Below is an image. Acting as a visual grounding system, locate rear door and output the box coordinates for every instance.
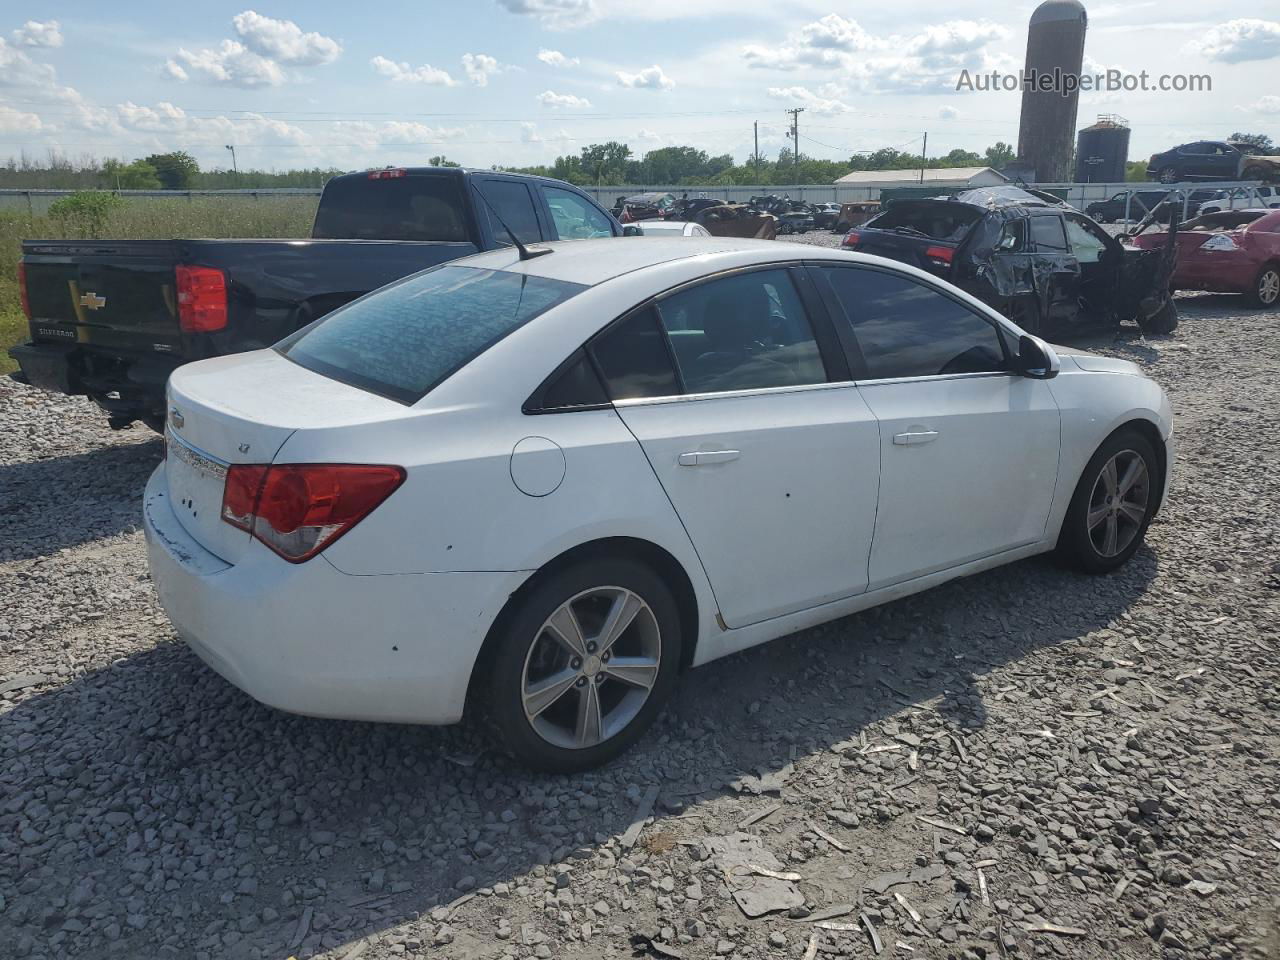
[472,177,549,246]
[809,262,1060,589]
[1028,212,1079,328]
[597,266,882,628]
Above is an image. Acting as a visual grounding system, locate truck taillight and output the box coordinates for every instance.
[842,229,862,248]
[221,463,405,563]
[18,261,30,319]
[176,265,228,333]
[924,245,954,267]
[368,168,406,180]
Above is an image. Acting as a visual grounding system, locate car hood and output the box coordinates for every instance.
[1049,345,1142,376]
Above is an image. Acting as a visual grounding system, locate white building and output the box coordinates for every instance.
[834,166,1010,189]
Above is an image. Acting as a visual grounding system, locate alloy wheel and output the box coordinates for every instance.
[1086,450,1150,558]
[520,586,662,750]
[1258,268,1280,306]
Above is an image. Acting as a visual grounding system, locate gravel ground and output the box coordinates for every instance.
[2,266,1279,960]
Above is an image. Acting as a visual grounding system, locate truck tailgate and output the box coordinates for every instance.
[22,239,184,354]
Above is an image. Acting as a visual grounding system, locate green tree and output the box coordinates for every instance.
[48,191,124,238]
[984,142,1016,169]
[1228,133,1276,155]
[428,155,460,167]
[102,158,161,190]
[579,142,632,184]
[143,151,199,190]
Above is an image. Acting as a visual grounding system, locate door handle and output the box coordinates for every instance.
[892,430,938,446]
[678,449,741,466]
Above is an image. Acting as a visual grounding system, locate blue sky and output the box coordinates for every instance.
[2,1,1279,173]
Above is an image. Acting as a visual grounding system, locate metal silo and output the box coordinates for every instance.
[1075,114,1130,183]
[1016,0,1088,183]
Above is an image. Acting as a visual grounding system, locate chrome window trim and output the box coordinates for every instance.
[612,378,860,408]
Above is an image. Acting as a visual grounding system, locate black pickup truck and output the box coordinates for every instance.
[9,168,622,429]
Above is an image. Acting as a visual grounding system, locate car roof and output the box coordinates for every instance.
[453,237,856,287]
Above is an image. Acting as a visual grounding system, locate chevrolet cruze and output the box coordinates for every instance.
[144,238,1173,772]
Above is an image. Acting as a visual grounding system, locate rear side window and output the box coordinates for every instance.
[591,307,680,400]
[312,174,471,242]
[475,180,543,245]
[817,267,1008,380]
[1030,215,1068,252]
[281,266,585,404]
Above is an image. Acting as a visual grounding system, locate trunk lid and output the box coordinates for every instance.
[163,349,409,564]
[22,240,185,354]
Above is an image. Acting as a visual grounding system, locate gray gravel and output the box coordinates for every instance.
[2,274,1279,960]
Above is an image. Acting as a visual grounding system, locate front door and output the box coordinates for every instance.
[593,267,881,628]
[809,263,1061,589]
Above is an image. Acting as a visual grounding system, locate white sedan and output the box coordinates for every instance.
[145,238,1173,772]
[635,219,712,237]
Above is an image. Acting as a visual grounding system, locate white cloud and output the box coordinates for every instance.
[496,0,595,28]
[371,55,457,86]
[616,64,674,90]
[537,89,591,108]
[231,10,341,66]
[938,105,961,120]
[744,15,1010,94]
[165,40,285,88]
[1196,19,1280,63]
[1239,95,1280,114]
[461,52,500,86]
[0,36,57,87]
[537,48,578,67]
[0,103,42,132]
[766,85,850,115]
[11,20,63,48]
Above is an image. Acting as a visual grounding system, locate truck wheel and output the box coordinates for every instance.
[483,557,682,773]
[1008,297,1042,336]
[1251,264,1280,307]
[1138,299,1178,335]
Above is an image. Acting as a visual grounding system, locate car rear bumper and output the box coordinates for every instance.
[142,462,525,725]
[1172,256,1258,293]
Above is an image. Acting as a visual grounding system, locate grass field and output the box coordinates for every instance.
[0,195,318,374]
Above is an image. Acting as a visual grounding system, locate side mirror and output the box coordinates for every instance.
[1016,334,1060,379]
[622,225,643,237]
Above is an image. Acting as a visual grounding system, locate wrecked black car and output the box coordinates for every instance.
[842,186,1178,336]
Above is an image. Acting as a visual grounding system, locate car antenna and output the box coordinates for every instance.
[478,192,552,261]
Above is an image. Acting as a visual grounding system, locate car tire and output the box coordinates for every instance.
[1249,263,1280,307]
[1057,429,1160,575]
[1158,167,1179,184]
[1138,298,1178,334]
[1008,296,1042,336]
[482,557,683,773]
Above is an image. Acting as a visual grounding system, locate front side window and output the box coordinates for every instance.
[474,180,543,245]
[654,269,827,394]
[280,266,584,404]
[817,267,1008,380]
[544,187,615,240]
[1064,215,1109,264]
[1030,215,1068,252]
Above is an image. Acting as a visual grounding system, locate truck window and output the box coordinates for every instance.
[1030,215,1068,252]
[474,180,544,245]
[543,186,615,240]
[312,175,471,242]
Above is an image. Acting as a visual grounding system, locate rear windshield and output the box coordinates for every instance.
[867,203,981,241]
[312,174,472,242]
[279,266,586,403]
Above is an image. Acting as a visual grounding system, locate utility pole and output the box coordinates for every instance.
[225,144,238,177]
[919,132,927,184]
[786,107,805,175]
[753,121,759,181]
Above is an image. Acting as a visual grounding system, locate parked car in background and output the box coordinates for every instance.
[843,186,1178,336]
[1085,189,1221,224]
[1129,209,1280,307]
[811,203,842,228]
[1195,186,1280,215]
[634,220,712,237]
[613,192,676,222]
[1145,140,1280,184]
[832,201,881,232]
[9,168,622,430]
[145,237,1173,771]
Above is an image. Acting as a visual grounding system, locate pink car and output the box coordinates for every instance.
[1130,209,1280,307]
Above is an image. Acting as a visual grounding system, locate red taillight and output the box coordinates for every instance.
[18,261,30,319]
[176,265,228,333]
[842,229,862,247]
[221,463,405,563]
[368,168,406,180]
[924,245,954,267]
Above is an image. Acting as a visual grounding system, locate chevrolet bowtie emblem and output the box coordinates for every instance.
[79,292,106,309]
